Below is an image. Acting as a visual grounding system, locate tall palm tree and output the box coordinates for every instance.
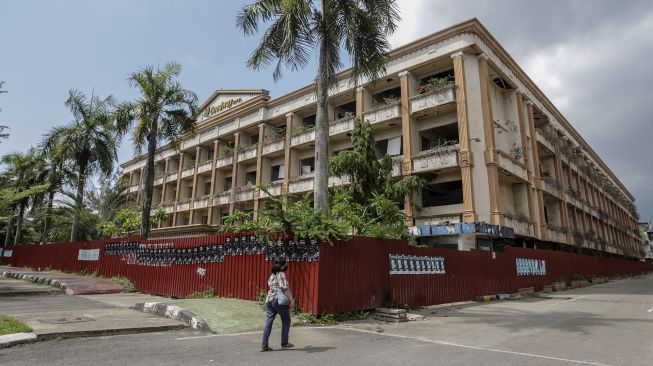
[115,62,198,239]
[42,90,117,242]
[237,0,400,213]
[38,149,70,243]
[1,148,46,245]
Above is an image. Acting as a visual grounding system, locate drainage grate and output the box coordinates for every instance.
[37,316,95,324]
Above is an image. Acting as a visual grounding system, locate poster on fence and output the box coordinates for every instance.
[515,258,546,276]
[2,249,12,257]
[389,254,445,275]
[78,249,100,261]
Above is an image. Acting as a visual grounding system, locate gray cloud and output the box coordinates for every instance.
[392,0,653,221]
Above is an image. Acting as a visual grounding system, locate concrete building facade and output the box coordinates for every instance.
[120,19,642,257]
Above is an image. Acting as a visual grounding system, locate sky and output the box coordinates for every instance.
[1,0,652,220]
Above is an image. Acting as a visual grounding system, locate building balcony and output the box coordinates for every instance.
[289,175,314,193]
[503,216,534,237]
[259,181,283,198]
[128,185,139,193]
[238,108,264,129]
[290,128,316,147]
[261,139,285,155]
[535,130,555,152]
[199,128,217,144]
[409,86,455,114]
[363,102,401,125]
[216,155,233,168]
[235,187,254,202]
[176,199,191,211]
[546,228,568,243]
[496,151,528,182]
[197,160,213,174]
[214,191,231,206]
[181,167,195,178]
[158,202,175,214]
[328,174,351,187]
[392,158,402,177]
[193,195,212,209]
[411,145,459,173]
[540,177,561,197]
[217,119,237,136]
[329,116,354,136]
[237,145,258,162]
[165,172,178,182]
[154,175,165,186]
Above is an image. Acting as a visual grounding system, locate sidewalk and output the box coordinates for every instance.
[0,266,123,295]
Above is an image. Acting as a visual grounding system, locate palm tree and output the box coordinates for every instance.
[38,149,70,243]
[1,148,46,245]
[236,0,400,213]
[115,62,198,239]
[42,90,117,242]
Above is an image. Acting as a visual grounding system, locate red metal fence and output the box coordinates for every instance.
[2,236,652,315]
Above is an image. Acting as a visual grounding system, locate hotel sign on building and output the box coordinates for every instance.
[197,91,263,121]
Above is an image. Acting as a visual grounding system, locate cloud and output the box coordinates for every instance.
[390,0,653,220]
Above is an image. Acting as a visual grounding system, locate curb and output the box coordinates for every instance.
[0,332,37,349]
[133,302,211,332]
[1,271,121,295]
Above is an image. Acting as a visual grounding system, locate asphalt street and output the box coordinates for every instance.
[1,274,652,365]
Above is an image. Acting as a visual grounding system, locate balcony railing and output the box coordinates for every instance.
[411,145,459,173]
[154,175,165,186]
[546,228,568,243]
[289,175,314,193]
[261,139,285,155]
[235,187,254,202]
[328,174,351,187]
[165,172,178,182]
[409,86,455,114]
[176,200,191,211]
[214,191,231,205]
[181,167,195,178]
[128,185,139,193]
[158,202,174,214]
[237,145,258,162]
[259,181,283,198]
[392,158,403,177]
[193,195,212,209]
[290,128,316,146]
[496,151,528,181]
[216,155,233,168]
[329,116,354,136]
[503,216,534,236]
[363,102,401,125]
[197,160,212,174]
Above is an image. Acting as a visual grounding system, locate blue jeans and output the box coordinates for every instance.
[261,298,291,347]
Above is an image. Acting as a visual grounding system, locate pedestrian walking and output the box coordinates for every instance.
[261,259,294,351]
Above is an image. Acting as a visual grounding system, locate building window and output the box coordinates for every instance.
[375,136,402,158]
[183,218,190,225]
[300,157,315,176]
[249,134,259,146]
[187,186,193,198]
[245,171,257,186]
[204,182,211,195]
[224,177,232,192]
[334,101,356,119]
[372,86,401,106]
[302,114,316,128]
[271,164,285,181]
[419,123,459,151]
[201,216,208,225]
[207,149,214,161]
[422,180,463,207]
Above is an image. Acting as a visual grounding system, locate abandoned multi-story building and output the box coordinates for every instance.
[120,19,642,257]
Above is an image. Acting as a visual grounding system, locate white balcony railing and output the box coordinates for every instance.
[235,187,254,202]
[216,155,233,168]
[237,146,258,162]
[199,128,217,143]
[496,152,528,181]
[262,139,285,155]
[165,172,178,182]
[159,203,174,214]
[259,182,283,198]
[154,176,165,186]
[197,160,212,174]
[363,102,401,125]
[540,177,560,197]
[181,167,195,178]
[328,174,351,187]
[409,86,455,114]
[290,128,316,146]
[193,196,211,209]
[329,116,354,136]
[214,191,231,205]
[503,217,533,236]
[129,185,139,193]
[176,200,190,211]
[289,175,314,193]
[392,158,403,177]
[411,146,459,173]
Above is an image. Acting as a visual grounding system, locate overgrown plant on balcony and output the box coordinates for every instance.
[263,127,286,142]
[415,75,454,94]
[425,139,458,154]
[290,125,312,136]
[509,143,524,161]
[237,142,257,153]
[217,144,234,158]
[370,95,400,109]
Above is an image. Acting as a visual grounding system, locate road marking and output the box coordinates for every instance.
[647,306,653,313]
[338,327,616,366]
[552,295,588,306]
[176,330,260,340]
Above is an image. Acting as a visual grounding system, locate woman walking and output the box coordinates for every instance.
[261,259,294,351]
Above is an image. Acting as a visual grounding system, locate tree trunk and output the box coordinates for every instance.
[5,216,13,248]
[13,203,25,246]
[70,161,87,242]
[41,189,55,244]
[140,126,158,239]
[313,5,330,214]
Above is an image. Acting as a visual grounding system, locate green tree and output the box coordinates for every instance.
[42,90,117,242]
[237,0,400,213]
[1,148,47,245]
[38,146,71,243]
[116,62,198,240]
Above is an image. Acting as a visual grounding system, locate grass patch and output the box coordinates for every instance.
[187,287,217,299]
[293,311,368,327]
[111,276,136,293]
[0,315,32,335]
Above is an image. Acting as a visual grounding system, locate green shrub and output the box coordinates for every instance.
[187,287,216,299]
[111,276,136,293]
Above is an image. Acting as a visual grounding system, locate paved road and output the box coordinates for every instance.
[2,274,652,365]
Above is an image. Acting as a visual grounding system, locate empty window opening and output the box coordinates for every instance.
[419,123,459,151]
[422,180,463,207]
